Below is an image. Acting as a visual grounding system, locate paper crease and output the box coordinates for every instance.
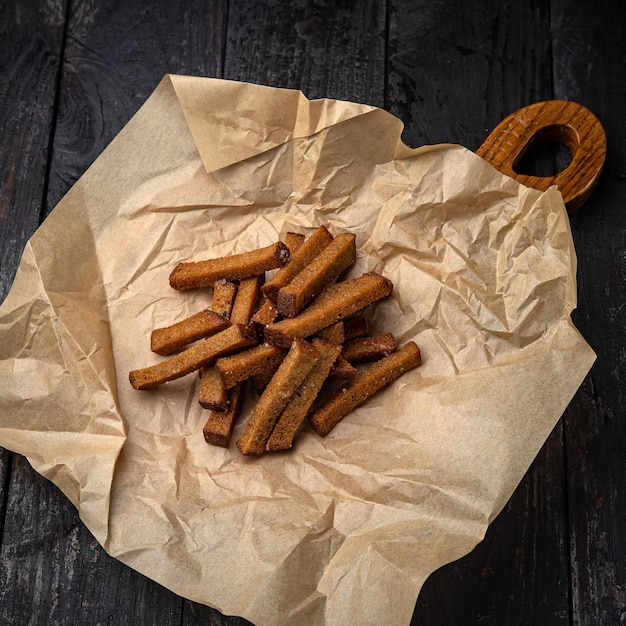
[0,75,596,626]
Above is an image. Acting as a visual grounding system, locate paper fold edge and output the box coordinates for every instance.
[166,73,409,173]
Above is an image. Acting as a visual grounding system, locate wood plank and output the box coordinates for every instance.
[223,0,387,106]
[3,1,622,625]
[0,0,68,618]
[45,0,228,214]
[0,453,10,544]
[180,1,387,622]
[0,0,231,624]
[0,455,183,624]
[388,0,554,151]
[551,0,626,624]
[386,1,572,623]
[413,426,570,625]
[0,0,68,300]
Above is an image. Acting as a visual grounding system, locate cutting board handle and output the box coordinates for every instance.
[476,100,606,212]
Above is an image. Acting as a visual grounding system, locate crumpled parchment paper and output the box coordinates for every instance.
[0,75,596,625]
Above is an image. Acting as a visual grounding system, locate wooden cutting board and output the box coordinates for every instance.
[477,100,606,212]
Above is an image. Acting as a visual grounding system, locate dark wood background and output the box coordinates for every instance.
[1,1,624,624]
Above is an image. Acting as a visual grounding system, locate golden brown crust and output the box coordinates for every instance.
[216,342,287,389]
[202,383,245,447]
[131,226,421,455]
[261,225,333,302]
[266,339,341,451]
[249,296,279,332]
[211,279,238,319]
[230,274,263,325]
[129,324,257,390]
[198,367,229,410]
[328,355,358,380]
[341,332,397,363]
[276,232,356,318]
[150,309,230,356]
[250,366,277,394]
[314,321,345,344]
[343,315,369,340]
[236,339,319,455]
[264,272,393,349]
[197,278,239,407]
[284,232,306,255]
[169,241,289,291]
[309,341,421,437]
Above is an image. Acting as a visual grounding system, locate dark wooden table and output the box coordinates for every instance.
[1,1,624,624]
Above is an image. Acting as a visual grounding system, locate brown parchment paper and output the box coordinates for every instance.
[0,75,596,625]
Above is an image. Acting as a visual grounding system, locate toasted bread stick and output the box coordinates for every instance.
[198,279,239,409]
[341,332,397,363]
[250,296,279,332]
[216,342,287,389]
[169,241,289,291]
[309,341,421,437]
[266,339,341,451]
[230,274,263,324]
[202,383,245,447]
[285,231,306,255]
[150,309,230,356]
[264,272,393,349]
[276,232,356,317]
[201,274,261,415]
[237,339,319,455]
[343,315,369,340]
[249,231,306,331]
[315,321,345,344]
[328,355,358,380]
[198,368,229,410]
[261,225,333,302]
[129,324,257,390]
[211,279,238,318]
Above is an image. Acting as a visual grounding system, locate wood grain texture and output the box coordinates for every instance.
[0,455,184,625]
[476,99,606,212]
[0,0,68,300]
[0,0,625,624]
[387,1,572,624]
[0,0,68,619]
[414,426,571,625]
[45,0,229,213]
[224,0,387,106]
[0,1,232,624]
[0,453,9,549]
[552,0,626,623]
[387,0,552,150]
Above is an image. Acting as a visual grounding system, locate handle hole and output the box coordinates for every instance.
[513,142,573,176]
[513,124,577,177]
